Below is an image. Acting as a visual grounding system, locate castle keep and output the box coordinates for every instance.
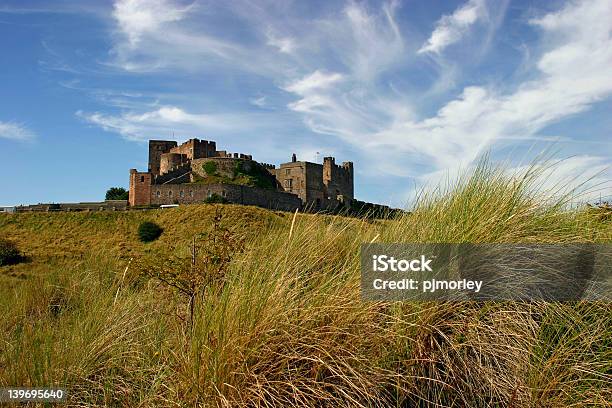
[129,138,356,212]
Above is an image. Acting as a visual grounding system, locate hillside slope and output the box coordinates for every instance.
[0,165,610,407]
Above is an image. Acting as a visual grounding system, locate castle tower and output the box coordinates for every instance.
[341,161,354,199]
[322,156,335,189]
[129,169,152,207]
[160,152,187,175]
[149,140,178,176]
[322,156,354,200]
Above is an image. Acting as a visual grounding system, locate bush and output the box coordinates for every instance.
[105,187,129,200]
[204,193,228,204]
[0,238,23,266]
[202,161,217,176]
[233,161,275,189]
[137,221,163,243]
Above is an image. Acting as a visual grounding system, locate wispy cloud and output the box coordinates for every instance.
[80,0,610,204]
[0,121,35,141]
[418,0,487,55]
[285,0,612,180]
[78,106,260,141]
[284,70,344,95]
[113,0,194,46]
[266,30,296,54]
[249,96,268,108]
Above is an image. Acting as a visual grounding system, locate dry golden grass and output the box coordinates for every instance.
[0,162,610,407]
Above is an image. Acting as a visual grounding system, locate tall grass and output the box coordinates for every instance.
[0,162,610,407]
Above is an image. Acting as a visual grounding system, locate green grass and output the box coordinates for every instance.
[190,160,276,190]
[0,162,610,407]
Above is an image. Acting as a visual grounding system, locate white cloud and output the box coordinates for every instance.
[284,70,344,95]
[249,96,267,108]
[76,105,300,148]
[266,31,296,54]
[418,0,487,55]
[340,1,404,79]
[78,106,245,141]
[113,0,192,46]
[0,121,35,141]
[109,0,251,74]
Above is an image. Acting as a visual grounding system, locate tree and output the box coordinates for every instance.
[106,187,129,200]
[137,209,244,328]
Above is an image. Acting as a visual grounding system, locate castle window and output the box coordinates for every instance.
[285,169,290,175]
[140,176,145,182]
[286,179,293,189]
[168,191,172,197]
[179,190,184,197]
[222,190,226,197]
[156,191,161,197]
[189,190,194,197]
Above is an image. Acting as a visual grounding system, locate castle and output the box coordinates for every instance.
[129,138,356,212]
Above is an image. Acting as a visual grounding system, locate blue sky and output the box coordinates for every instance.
[0,0,610,207]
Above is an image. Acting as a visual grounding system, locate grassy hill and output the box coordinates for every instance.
[0,163,610,407]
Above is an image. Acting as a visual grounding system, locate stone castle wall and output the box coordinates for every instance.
[323,157,353,200]
[150,183,301,212]
[16,200,128,212]
[148,140,178,175]
[154,163,191,185]
[169,139,217,160]
[129,170,152,206]
[160,153,187,174]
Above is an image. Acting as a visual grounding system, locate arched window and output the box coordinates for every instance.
[168,190,173,197]
[156,191,161,197]
[189,190,194,197]
[179,190,184,197]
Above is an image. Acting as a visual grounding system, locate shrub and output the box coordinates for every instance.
[137,221,163,243]
[233,161,275,189]
[0,238,23,266]
[138,208,244,327]
[202,161,217,176]
[204,193,228,204]
[105,187,129,200]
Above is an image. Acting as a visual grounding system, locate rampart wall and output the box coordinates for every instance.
[150,183,301,211]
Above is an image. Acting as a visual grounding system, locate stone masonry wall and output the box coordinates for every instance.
[169,138,217,160]
[148,140,178,175]
[150,183,302,212]
[323,157,353,200]
[129,170,152,206]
